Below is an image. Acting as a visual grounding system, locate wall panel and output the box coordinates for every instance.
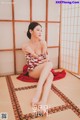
[48,48,59,68]
[16,51,26,73]
[32,0,46,21]
[0,22,13,49]
[47,23,59,46]
[0,51,14,75]
[0,0,12,20]
[14,0,30,20]
[15,22,29,48]
[48,0,60,21]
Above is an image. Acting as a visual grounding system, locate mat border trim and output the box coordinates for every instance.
[6,76,80,120]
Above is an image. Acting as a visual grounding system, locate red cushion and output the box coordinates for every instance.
[17,65,66,82]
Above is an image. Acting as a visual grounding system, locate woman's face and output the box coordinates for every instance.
[31,25,42,39]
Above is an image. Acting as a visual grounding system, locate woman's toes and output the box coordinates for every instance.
[37,101,48,116]
[31,102,37,107]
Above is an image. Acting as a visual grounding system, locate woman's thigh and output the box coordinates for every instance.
[29,62,47,79]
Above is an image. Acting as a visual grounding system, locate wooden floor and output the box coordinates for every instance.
[0,70,80,120]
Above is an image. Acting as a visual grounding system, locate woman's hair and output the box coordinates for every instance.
[27,22,42,39]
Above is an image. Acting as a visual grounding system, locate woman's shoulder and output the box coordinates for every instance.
[22,41,31,53]
[22,40,30,49]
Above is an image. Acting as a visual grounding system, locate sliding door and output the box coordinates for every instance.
[60,4,80,75]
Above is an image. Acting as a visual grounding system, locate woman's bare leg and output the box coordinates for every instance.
[34,62,53,96]
[37,72,54,115]
[39,72,53,105]
[31,62,53,106]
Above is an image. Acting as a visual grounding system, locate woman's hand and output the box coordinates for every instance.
[41,41,48,54]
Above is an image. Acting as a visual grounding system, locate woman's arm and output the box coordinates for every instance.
[41,41,49,61]
[41,41,48,54]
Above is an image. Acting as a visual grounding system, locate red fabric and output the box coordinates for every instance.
[17,64,66,82]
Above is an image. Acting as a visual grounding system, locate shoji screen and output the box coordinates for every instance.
[48,0,60,68]
[0,0,60,75]
[60,4,80,75]
[14,0,30,74]
[0,0,14,75]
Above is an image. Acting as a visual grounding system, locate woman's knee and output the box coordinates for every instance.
[44,72,53,85]
[49,72,54,80]
[46,61,53,69]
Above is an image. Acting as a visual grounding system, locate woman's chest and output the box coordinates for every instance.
[32,44,42,55]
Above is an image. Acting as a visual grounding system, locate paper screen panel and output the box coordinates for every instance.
[0,51,14,75]
[16,50,26,73]
[48,0,60,21]
[0,22,13,49]
[61,4,80,73]
[15,22,30,48]
[0,0,12,20]
[32,0,46,21]
[14,0,30,20]
[48,48,58,68]
[47,23,59,46]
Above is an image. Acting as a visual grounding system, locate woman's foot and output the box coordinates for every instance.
[31,96,39,107]
[37,101,48,116]
[31,88,43,107]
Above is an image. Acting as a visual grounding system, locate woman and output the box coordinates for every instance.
[22,22,54,112]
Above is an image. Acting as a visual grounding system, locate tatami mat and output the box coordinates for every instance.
[0,71,80,120]
[47,109,80,120]
[15,89,65,114]
[0,77,15,120]
[34,109,80,120]
[11,75,37,88]
[53,72,80,108]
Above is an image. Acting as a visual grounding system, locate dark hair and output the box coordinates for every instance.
[27,22,42,39]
